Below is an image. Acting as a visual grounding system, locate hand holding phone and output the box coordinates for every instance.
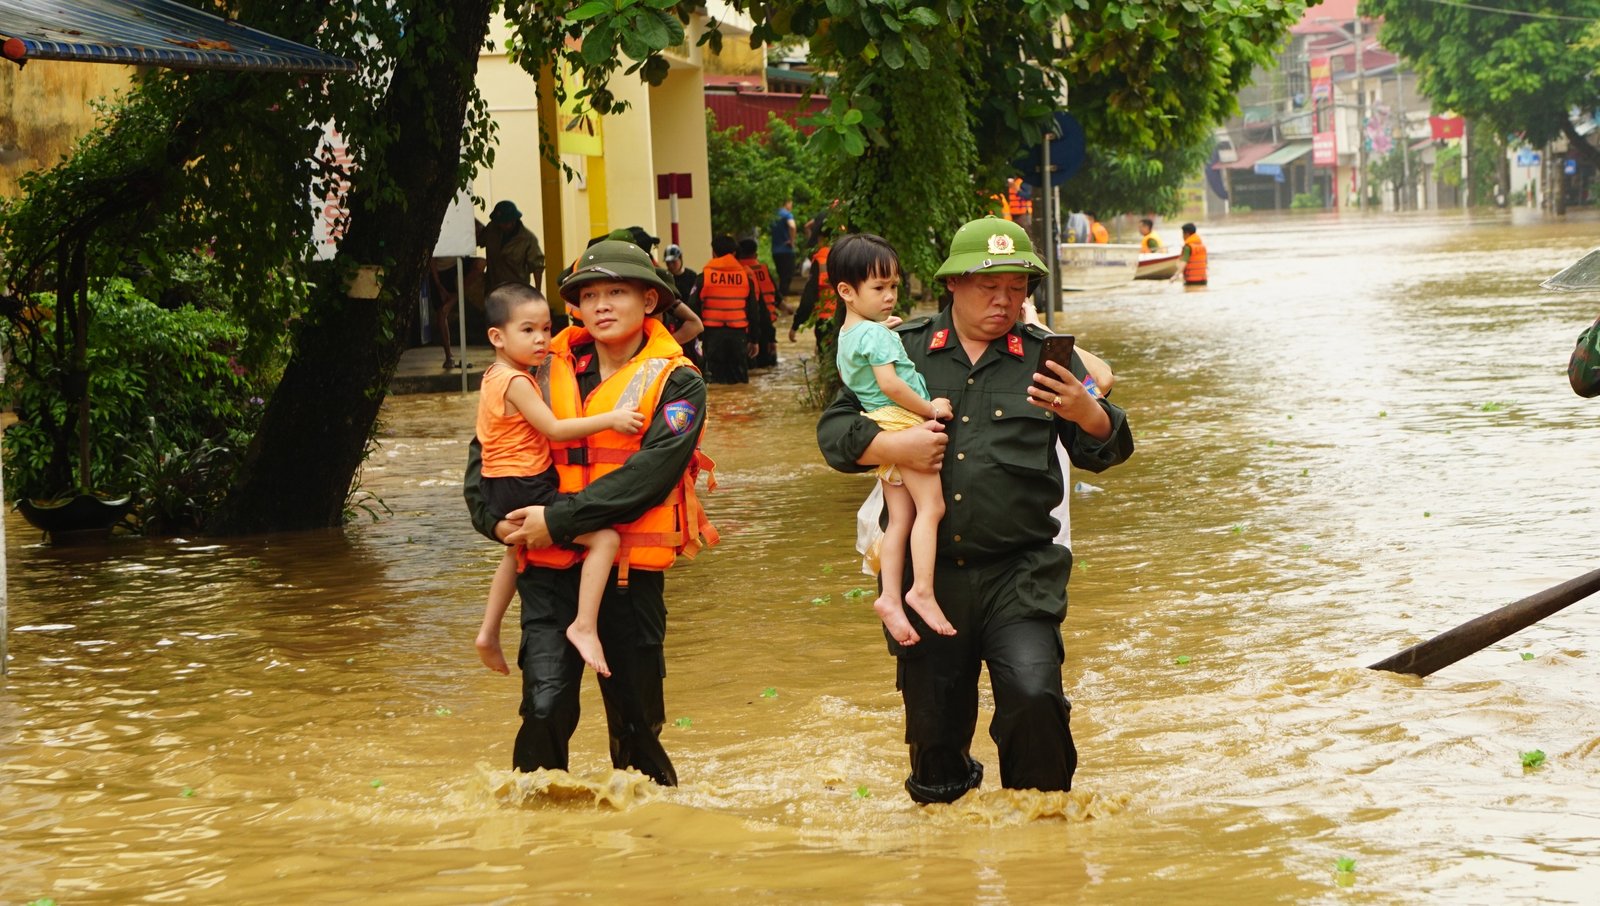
[1033,334,1075,389]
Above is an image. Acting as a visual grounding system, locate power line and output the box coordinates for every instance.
[1418,0,1600,23]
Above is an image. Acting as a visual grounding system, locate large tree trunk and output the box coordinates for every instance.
[206,2,494,534]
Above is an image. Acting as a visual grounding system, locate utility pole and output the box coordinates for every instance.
[1354,16,1366,212]
[1396,67,1410,210]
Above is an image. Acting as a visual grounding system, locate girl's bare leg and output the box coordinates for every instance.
[899,466,954,636]
[476,549,517,674]
[566,528,619,676]
[874,479,921,645]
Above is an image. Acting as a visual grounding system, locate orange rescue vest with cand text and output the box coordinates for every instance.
[699,254,751,330]
[739,255,780,326]
[520,319,719,584]
[1183,233,1208,284]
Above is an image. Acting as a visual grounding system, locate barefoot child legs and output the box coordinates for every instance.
[476,548,519,674]
[874,474,919,645]
[897,464,947,632]
[565,528,619,677]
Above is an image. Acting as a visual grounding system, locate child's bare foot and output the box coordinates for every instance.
[476,630,509,674]
[905,586,956,636]
[874,594,922,646]
[566,624,611,677]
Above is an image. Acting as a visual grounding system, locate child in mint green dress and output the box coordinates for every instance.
[832,233,956,645]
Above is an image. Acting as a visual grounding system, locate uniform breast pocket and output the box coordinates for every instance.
[984,394,1055,474]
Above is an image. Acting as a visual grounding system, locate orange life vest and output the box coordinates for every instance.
[739,256,779,325]
[520,319,719,584]
[1007,180,1032,217]
[811,245,836,323]
[1183,233,1208,284]
[1090,222,1110,244]
[699,254,751,330]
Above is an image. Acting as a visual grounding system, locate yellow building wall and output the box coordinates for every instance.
[473,15,714,272]
[648,67,711,262]
[0,61,134,197]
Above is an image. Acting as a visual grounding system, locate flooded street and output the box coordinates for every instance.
[6,210,1600,903]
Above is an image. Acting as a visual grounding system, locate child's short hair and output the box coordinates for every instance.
[711,234,738,257]
[827,232,899,289]
[1181,222,1197,235]
[485,282,546,328]
[736,237,758,258]
[1140,217,1154,230]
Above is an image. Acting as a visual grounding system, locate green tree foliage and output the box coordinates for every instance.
[1363,0,1600,166]
[705,110,821,238]
[1,277,269,518]
[0,1,495,530]
[545,1,1306,280]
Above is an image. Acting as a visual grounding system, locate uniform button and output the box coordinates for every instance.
[953,534,962,542]
[957,558,966,567]
[953,493,962,501]
[961,416,970,423]
[967,378,975,385]
[994,409,1003,417]
[956,452,965,460]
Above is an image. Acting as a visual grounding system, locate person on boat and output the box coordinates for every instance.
[1174,222,1208,286]
[816,216,1134,803]
[1138,218,1164,252]
[462,238,717,785]
[1086,211,1110,244]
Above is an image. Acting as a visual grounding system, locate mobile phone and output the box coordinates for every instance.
[1034,334,1075,388]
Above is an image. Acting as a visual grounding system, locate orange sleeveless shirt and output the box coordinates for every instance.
[477,362,552,477]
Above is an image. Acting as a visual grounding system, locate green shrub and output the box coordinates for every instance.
[1290,192,1323,209]
[2,278,270,528]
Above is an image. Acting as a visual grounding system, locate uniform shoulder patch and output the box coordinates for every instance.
[663,399,697,435]
[1021,322,1054,340]
[893,315,933,333]
[1005,333,1025,358]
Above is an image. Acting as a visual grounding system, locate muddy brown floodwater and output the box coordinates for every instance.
[5,209,1600,903]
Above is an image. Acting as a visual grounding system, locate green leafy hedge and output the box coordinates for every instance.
[2,278,272,530]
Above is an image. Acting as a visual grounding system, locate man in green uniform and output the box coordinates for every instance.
[462,240,707,785]
[816,217,1134,803]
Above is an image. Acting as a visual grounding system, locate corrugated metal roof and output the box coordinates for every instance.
[0,0,354,73]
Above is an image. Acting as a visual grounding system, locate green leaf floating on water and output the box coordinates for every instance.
[434,706,453,716]
[761,687,778,699]
[1174,655,1192,665]
[854,785,871,799]
[1334,857,1356,873]
[674,717,692,728]
[1521,652,1535,661]
[1480,400,1509,412]
[370,779,384,788]
[180,787,195,798]
[28,899,57,906]
[844,587,870,599]
[811,595,832,606]
[821,565,834,574]
[1520,749,1546,769]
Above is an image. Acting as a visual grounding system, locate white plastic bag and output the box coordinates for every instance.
[855,481,884,577]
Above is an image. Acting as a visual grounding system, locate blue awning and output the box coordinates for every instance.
[0,0,354,73]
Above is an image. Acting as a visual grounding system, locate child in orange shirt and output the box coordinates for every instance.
[474,283,644,677]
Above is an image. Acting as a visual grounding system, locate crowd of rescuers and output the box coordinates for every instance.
[464,213,1134,804]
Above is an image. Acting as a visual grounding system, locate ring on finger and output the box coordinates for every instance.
[1052,395,1063,407]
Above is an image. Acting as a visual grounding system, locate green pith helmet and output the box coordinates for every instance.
[933,216,1047,282]
[559,239,676,305]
